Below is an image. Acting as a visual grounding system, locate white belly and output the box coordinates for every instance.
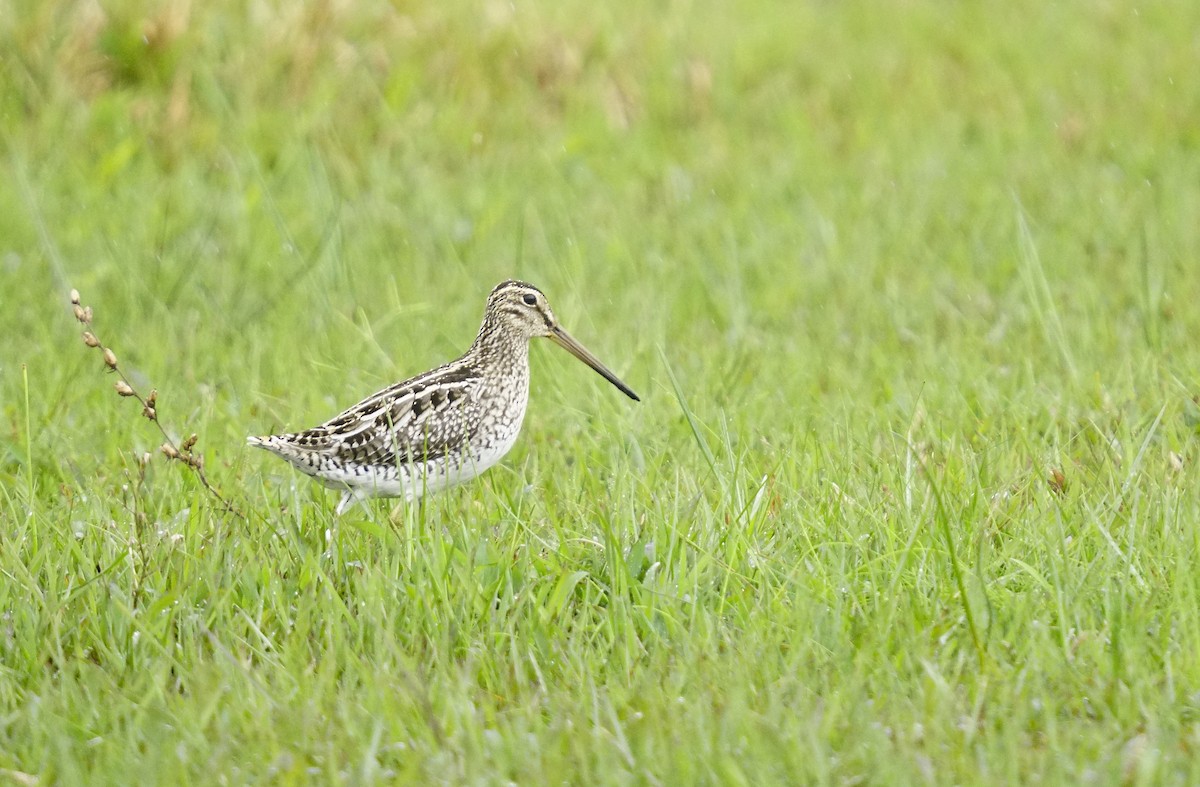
[320,413,525,503]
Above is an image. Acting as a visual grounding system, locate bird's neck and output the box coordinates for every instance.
[469,320,529,369]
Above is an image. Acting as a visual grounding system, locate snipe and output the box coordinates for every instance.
[249,280,639,514]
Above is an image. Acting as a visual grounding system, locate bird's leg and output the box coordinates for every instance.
[324,489,359,560]
[335,490,356,517]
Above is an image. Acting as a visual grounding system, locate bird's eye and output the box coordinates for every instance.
[522,293,537,306]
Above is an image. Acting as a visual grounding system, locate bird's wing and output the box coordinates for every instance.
[286,365,482,467]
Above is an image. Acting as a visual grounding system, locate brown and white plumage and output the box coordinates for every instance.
[248,280,639,514]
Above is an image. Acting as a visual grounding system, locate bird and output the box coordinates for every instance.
[248,280,640,515]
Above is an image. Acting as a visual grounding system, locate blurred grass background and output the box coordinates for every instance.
[2,0,1200,782]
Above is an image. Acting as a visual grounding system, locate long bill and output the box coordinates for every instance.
[549,327,641,402]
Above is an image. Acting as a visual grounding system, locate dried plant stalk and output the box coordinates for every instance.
[70,288,243,519]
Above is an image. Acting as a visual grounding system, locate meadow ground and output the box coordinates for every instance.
[2,0,1200,783]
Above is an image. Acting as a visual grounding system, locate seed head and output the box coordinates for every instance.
[82,331,100,348]
[161,443,180,459]
[142,404,157,421]
[83,306,93,322]
[182,433,198,452]
[73,305,87,322]
[70,289,81,305]
[115,380,135,396]
[102,348,118,369]
[146,389,157,408]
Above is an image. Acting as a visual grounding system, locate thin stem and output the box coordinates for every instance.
[72,292,245,521]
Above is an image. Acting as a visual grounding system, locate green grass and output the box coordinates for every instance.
[3,0,1200,782]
